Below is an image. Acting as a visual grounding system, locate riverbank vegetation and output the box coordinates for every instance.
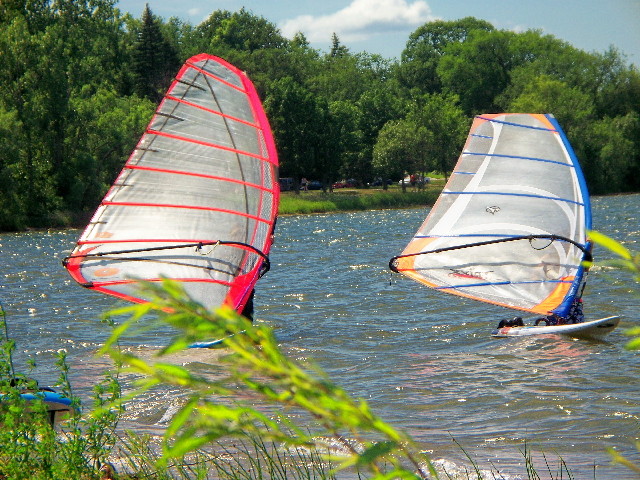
[279,182,442,215]
[1,1,639,231]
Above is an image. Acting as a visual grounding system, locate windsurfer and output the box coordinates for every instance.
[535,314,561,326]
[497,316,524,328]
[534,298,585,326]
[240,289,255,321]
[567,297,585,324]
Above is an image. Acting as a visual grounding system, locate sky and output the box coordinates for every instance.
[116,0,640,66]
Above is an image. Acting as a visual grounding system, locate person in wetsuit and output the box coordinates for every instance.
[240,289,254,322]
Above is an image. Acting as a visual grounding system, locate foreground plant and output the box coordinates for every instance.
[100,279,437,479]
[0,303,122,479]
[587,230,640,349]
[588,230,640,475]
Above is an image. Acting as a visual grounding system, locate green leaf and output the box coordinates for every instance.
[357,441,398,465]
[588,230,632,260]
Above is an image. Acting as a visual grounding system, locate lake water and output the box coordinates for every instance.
[0,193,638,479]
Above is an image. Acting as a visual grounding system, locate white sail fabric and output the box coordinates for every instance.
[64,54,279,312]
[392,113,591,316]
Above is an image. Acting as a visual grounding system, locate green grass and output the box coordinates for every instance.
[279,185,442,215]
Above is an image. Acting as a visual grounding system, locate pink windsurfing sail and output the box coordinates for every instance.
[64,54,279,313]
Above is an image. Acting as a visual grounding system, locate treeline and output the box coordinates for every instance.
[1,1,639,231]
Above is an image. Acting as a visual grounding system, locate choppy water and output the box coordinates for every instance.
[1,194,639,479]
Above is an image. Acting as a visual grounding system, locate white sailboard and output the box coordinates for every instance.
[390,113,619,338]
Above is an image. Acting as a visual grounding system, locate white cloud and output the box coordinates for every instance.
[280,0,436,43]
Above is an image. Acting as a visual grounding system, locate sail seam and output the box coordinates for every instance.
[89,278,235,287]
[476,115,558,132]
[100,201,272,224]
[146,129,268,160]
[434,279,573,290]
[442,191,584,206]
[186,61,247,94]
[124,165,276,193]
[463,151,572,166]
[164,94,259,128]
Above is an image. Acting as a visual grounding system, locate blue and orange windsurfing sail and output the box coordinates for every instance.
[390,113,591,317]
[64,54,279,313]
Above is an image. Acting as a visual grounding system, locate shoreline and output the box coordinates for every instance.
[7,189,640,234]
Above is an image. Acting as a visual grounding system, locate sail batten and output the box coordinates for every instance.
[64,54,279,313]
[391,113,590,317]
[463,152,576,166]
[124,165,274,191]
[99,201,272,221]
[441,191,585,205]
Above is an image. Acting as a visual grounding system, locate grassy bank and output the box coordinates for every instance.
[278,183,443,215]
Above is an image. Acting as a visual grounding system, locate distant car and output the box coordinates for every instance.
[279,177,294,191]
[345,178,358,187]
[370,177,392,187]
[333,179,358,189]
[398,175,429,186]
[307,180,323,190]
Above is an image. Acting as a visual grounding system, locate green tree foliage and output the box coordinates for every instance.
[398,17,494,94]
[329,100,363,185]
[0,4,639,231]
[437,29,515,114]
[131,4,179,102]
[504,75,594,130]
[407,92,468,178]
[264,77,330,187]
[373,118,431,190]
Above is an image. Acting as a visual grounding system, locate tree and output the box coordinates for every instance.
[131,4,179,102]
[200,8,287,53]
[437,29,514,114]
[373,119,432,192]
[407,92,468,178]
[579,114,639,194]
[329,32,349,57]
[264,77,331,190]
[503,75,594,132]
[397,17,494,94]
[65,86,154,211]
[328,100,363,186]
[354,84,407,184]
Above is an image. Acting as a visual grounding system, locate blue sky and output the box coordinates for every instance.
[116,0,640,66]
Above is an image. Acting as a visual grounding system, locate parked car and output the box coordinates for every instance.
[279,177,294,191]
[307,180,323,190]
[398,175,429,186]
[333,178,359,189]
[370,177,392,187]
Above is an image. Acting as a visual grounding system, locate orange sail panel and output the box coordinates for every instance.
[390,113,591,316]
[64,54,279,312]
